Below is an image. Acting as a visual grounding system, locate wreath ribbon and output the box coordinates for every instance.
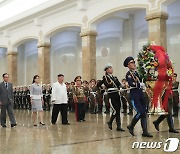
[150,45,172,112]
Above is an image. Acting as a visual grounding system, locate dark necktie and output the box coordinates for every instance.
[5,83,8,90]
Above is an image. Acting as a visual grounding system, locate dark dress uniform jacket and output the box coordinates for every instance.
[126,70,146,114]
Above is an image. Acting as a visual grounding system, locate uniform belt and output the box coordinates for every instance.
[172,89,178,92]
[108,88,118,91]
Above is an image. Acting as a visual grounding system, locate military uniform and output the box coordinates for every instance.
[67,85,74,111]
[42,86,47,110]
[172,81,179,116]
[121,84,128,114]
[26,87,31,110]
[97,63,124,131]
[13,88,17,109]
[83,85,90,112]
[103,91,110,114]
[16,88,20,109]
[46,86,52,111]
[124,56,152,137]
[73,76,86,122]
[73,85,86,122]
[153,91,179,133]
[22,87,28,109]
[89,84,98,114]
[96,83,103,114]
[19,88,23,109]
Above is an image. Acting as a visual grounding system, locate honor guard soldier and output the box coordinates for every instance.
[172,73,179,117]
[124,57,153,137]
[96,80,103,114]
[83,80,90,112]
[19,86,23,109]
[16,86,20,109]
[67,83,74,112]
[42,84,47,110]
[153,88,179,133]
[103,87,110,114]
[26,85,31,110]
[121,79,128,114]
[13,87,17,109]
[22,86,28,109]
[46,84,52,111]
[89,79,98,114]
[97,63,125,132]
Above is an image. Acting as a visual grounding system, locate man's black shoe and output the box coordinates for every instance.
[107,122,112,130]
[127,125,134,136]
[11,124,17,128]
[142,132,153,137]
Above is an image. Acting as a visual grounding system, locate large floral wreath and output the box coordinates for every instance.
[137,43,173,81]
[137,43,174,112]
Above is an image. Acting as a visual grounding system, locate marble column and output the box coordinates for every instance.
[146,11,168,49]
[37,43,50,84]
[80,30,97,81]
[6,51,18,86]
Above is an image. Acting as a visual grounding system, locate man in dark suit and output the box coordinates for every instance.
[0,73,17,128]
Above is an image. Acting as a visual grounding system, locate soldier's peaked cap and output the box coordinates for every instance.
[123,56,135,67]
[104,63,113,71]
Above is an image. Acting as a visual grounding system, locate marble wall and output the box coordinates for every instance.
[167,0,180,81]
[0,48,7,78]
[96,10,147,81]
[17,40,38,85]
[50,29,82,83]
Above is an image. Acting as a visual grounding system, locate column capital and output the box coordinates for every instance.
[6,51,18,56]
[80,30,97,37]
[37,42,51,48]
[146,11,168,21]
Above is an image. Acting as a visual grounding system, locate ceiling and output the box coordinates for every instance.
[0,0,51,23]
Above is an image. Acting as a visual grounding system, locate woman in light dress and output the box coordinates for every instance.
[30,75,45,126]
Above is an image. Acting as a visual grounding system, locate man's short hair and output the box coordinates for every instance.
[57,74,64,77]
[2,73,9,78]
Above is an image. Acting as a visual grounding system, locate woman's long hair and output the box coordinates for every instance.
[32,75,40,84]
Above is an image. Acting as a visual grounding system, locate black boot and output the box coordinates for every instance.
[116,126,125,132]
[167,115,179,133]
[107,114,116,130]
[153,115,166,131]
[116,112,125,131]
[127,116,139,136]
[141,116,153,137]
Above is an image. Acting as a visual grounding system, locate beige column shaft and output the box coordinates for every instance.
[80,30,97,81]
[6,51,18,85]
[37,43,50,84]
[146,11,168,49]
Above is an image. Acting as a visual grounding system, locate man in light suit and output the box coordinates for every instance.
[0,73,17,128]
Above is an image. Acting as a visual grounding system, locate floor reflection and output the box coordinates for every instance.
[0,110,179,154]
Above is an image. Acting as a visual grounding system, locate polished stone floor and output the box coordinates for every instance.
[0,110,179,154]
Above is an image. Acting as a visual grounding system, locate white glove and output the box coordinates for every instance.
[119,88,125,92]
[104,92,108,95]
[140,83,146,90]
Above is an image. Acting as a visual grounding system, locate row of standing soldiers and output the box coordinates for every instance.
[13,85,52,111]
[12,80,135,114]
[66,79,134,115]
[12,77,179,116]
